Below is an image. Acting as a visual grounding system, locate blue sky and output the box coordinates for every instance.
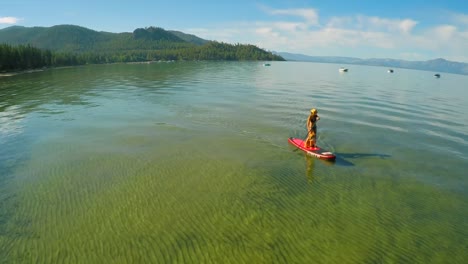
[1,0,468,62]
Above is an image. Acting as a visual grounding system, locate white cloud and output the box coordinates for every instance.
[255,27,273,35]
[399,52,427,61]
[432,25,457,40]
[245,15,414,51]
[417,24,468,61]
[268,8,319,26]
[452,13,468,27]
[255,26,280,38]
[0,16,21,24]
[185,7,468,62]
[326,16,354,28]
[329,15,418,34]
[398,19,418,34]
[273,22,307,31]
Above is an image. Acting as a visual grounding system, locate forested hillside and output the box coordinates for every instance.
[0,25,284,72]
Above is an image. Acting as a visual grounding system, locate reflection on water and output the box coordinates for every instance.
[305,154,315,183]
[0,105,25,137]
[0,62,467,263]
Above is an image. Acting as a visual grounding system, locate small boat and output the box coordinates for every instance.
[434,73,441,78]
[339,67,348,72]
[263,63,271,66]
[388,69,394,73]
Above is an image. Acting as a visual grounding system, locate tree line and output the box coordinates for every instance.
[0,44,81,71]
[0,42,283,72]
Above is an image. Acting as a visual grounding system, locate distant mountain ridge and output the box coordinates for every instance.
[0,25,115,52]
[0,25,284,72]
[168,30,209,45]
[276,52,468,75]
[0,25,208,53]
[0,25,284,65]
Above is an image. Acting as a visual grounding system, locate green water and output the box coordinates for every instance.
[1,62,467,263]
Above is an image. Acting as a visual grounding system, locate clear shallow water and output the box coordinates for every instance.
[1,62,467,263]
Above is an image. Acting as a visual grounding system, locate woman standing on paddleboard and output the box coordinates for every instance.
[305,108,320,148]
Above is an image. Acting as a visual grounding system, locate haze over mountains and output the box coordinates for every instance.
[276,52,468,75]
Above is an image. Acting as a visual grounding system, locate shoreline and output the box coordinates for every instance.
[0,69,46,78]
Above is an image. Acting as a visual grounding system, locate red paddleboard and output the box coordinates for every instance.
[288,137,336,161]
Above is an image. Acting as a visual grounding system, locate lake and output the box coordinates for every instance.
[1,61,467,263]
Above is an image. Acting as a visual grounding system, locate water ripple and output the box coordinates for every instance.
[0,62,467,263]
